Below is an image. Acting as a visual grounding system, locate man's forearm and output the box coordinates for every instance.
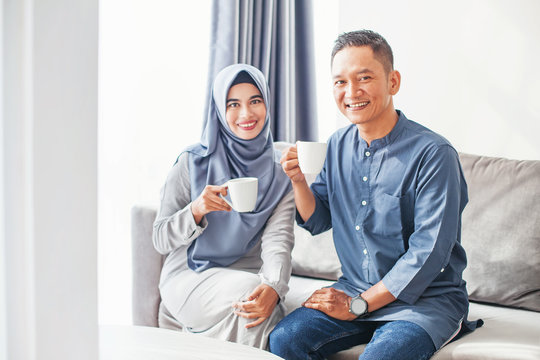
[292,179,316,223]
[362,281,396,313]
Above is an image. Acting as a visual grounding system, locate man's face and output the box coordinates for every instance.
[331,46,399,128]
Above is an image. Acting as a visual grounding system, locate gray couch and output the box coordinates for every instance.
[131,147,540,359]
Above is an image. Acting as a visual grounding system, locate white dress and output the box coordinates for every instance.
[153,152,295,349]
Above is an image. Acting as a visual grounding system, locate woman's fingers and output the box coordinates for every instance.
[245,317,266,329]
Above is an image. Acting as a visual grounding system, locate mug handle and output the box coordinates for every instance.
[219,193,233,208]
[219,182,234,209]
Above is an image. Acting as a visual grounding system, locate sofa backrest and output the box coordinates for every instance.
[459,153,540,312]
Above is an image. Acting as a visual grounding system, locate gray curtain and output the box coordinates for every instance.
[205,0,318,142]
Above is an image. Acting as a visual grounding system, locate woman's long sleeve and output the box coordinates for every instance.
[258,190,295,301]
[152,152,208,255]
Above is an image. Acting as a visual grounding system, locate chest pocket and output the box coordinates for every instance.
[371,192,405,248]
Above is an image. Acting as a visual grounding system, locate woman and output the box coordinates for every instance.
[153,64,295,349]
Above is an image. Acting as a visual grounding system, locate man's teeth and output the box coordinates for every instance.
[349,102,369,108]
[238,121,256,128]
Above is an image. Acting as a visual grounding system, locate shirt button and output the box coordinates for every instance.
[355,225,360,231]
[361,200,367,206]
[363,249,368,255]
[441,268,445,272]
[365,151,371,157]
[362,176,368,182]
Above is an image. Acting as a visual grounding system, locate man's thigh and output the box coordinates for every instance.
[269,307,377,360]
[360,320,436,360]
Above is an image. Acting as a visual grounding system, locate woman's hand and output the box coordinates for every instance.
[280,145,305,183]
[191,185,232,224]
[232,283,279,328]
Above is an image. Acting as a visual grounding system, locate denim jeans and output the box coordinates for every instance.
[269,307,436,360]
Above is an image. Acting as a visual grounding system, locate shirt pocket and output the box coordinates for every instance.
[371,192,405,252]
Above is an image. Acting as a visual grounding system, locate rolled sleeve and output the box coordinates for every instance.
[297,163,333,235]
[382,145,466,304]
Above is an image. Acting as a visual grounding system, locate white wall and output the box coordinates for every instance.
[338,0,540,160]
[2,0,98,359]
[0,0,6,357]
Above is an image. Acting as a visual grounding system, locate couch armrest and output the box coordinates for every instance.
[131,205,162,327]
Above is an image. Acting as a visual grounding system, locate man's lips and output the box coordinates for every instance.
[237,120,258,130]
[346,101,369,110]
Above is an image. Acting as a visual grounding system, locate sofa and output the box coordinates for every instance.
[131,144,540,359]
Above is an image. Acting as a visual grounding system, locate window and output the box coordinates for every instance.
[99,0,211,324]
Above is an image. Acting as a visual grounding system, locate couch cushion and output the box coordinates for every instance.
[459,153,540,312]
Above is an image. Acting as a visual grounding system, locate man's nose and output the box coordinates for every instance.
[345,82,361,97]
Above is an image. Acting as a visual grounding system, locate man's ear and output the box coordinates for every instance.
[388,70,401,95]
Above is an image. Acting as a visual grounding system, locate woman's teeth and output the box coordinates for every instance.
[238,121,256,128]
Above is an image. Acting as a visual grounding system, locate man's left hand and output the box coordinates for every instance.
[302,287,357,321]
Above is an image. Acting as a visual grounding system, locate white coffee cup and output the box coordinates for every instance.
[221,177,258,212]
[297,141,327,174]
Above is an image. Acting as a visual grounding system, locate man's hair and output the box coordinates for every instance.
[331,30,394,74]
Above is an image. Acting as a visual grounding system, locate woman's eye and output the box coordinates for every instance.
[251,99,262,105]
[227,103,239,108]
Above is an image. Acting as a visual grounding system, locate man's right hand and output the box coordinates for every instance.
[280,145,306,183]
[191,185,232,224]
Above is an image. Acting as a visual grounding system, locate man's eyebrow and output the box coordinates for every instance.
[332,68,374,79]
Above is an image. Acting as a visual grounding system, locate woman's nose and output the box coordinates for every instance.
[239,105,251,118]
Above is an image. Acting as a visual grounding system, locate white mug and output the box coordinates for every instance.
[221,177,258,212]
[297,141,327,174]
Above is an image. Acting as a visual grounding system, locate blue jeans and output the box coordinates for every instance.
[269,307,436,360]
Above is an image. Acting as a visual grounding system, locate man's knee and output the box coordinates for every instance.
[269,308,314,357]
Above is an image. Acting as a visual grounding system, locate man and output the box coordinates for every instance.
[269,30,481,360]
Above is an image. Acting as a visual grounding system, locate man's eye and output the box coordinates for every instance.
[335,80,345,86]
[360,76,371,81]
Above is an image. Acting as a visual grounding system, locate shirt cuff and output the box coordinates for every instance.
[259,273,289,302]
[296,194,332,235]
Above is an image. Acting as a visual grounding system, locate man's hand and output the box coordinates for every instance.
[191,185,232,224]
[302,287,357,321]
[280,145,306,183]
[232,284,279,328]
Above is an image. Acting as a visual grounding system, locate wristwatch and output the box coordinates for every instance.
[349,295,369,318]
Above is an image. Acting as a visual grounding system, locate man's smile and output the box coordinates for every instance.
[346,101,369,110]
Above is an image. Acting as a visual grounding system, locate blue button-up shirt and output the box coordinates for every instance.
[299,111,479,349]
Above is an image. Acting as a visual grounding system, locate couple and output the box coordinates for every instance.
[152,30,481,360]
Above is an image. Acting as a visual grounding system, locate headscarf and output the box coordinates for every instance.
[182,64,291,272]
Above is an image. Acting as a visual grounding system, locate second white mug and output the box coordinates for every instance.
[297,141,327,174]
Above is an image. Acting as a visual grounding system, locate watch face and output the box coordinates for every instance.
[351,297,367,315]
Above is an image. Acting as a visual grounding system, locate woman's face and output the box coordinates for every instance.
[225,83,266,140]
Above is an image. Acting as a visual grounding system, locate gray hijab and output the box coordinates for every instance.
[183,64,291,272]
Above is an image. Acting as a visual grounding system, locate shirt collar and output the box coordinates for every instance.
[363,110,407,149]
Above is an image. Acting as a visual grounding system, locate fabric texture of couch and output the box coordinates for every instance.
[131,146,540,359]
